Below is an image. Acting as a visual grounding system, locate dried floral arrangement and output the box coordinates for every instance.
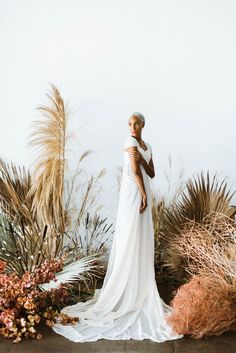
[0,84,113,343]
[158,172,236,283]
[152,163,236,338]
[0,258,78,343]
[166,213,236,338]
[2,83,236,343]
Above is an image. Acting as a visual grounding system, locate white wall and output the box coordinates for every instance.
[1,0,236,221]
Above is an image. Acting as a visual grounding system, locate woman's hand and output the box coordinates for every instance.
[140,194,147,214]
[128,150,145,164]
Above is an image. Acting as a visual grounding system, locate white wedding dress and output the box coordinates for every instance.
[52,136,183,342]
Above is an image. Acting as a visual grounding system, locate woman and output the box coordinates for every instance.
[52,112,183,342]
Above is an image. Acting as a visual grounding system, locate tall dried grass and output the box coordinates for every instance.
[0,84,112,280]
[28,83,69,238]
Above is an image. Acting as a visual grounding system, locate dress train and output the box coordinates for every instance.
[52,136,183,342]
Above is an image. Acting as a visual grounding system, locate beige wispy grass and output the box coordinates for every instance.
[28,83,70,240]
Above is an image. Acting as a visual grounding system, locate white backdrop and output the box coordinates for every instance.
[1,0,236,222]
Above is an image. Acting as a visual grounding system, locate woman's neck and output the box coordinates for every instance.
[134,136,142,143]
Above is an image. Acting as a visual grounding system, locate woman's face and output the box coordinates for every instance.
[128,115,144,137]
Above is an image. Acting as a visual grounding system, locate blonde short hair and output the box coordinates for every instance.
[130,112,145,126]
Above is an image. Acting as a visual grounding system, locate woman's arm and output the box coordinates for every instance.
[140,157,155,178]
[125,146,146,197]
[128,150,155,178]
[125,146,148,213]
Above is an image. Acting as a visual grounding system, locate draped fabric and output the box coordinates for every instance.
[52,136,183,342]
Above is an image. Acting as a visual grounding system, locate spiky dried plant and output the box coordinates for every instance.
[159,171,236,282]
[0,215,48,275]
[39,252,106,291]
[0,160,48,274]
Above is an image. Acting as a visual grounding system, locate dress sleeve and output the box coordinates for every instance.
[123,136,139,149]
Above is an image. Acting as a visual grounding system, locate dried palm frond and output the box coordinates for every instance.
[28,83,70,238]
[151,161,185,282]
[0,161,50,275]
[159,171,236,282]
[0,206,111,280]
[0,159,34,223]
[151,194,165,275]
[0,151,110,276]
[0,215,49,275]
[39,253,106,291]
[163,172,236,242]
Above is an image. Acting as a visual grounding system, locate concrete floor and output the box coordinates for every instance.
[1,327,236,353]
